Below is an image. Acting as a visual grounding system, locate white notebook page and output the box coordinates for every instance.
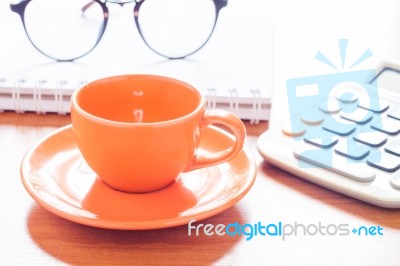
[0,0,273,123]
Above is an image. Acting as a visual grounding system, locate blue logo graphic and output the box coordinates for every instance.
[286,39,382,168]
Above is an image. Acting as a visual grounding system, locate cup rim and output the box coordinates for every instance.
[71,74,205,127]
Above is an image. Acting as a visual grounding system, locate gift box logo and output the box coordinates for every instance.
[286,39,382,168]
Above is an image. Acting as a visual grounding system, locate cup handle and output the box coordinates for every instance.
[185,109,246,171]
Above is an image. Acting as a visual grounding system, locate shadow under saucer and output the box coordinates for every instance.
[26,203,246,265]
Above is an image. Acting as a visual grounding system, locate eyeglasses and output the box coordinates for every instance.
[10,0,227,61]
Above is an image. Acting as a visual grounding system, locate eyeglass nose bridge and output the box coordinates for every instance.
[105,0,137,6]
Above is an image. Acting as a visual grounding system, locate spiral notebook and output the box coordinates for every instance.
[0,1,273,123]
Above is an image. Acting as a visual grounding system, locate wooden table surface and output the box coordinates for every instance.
[0,112,399,266]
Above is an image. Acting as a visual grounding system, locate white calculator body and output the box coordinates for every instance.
[257,62,400,208]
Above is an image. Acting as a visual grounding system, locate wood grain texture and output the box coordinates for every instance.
[0,112,399,265]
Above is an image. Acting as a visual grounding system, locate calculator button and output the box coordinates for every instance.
[322,120,356,136]
[367,151,400,172]
[334,140,370,160]
[353,131,387,147]
[358,97,390,113]
[304,137,338,149]
[387,107,400,121]
[294,143,375,182]
[337,92,358,103]
[390,172,400,190]
[318,98,341,114]
[385,139,400,157]
[301,110,324,125]
[371,117,400,135]
[282,121,306,137]
[304,129,338,148]
[340,108,373,124]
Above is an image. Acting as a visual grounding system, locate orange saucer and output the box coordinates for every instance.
[20,125,256,230]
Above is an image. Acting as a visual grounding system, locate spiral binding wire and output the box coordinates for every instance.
[0,78,6,113]
[12,79,25,114]
[250,89,262,124]
[55,80,68,115]
[228,88,239,112]
[34,80,46,115]
[206,87,217,109]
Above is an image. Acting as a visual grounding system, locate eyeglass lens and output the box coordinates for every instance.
[23,0,106,61]
[136,0,217,59]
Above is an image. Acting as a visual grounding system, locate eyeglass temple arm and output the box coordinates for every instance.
[215,0,228,10]
[81,1,96,13]
[82,0,227,13]
[82,0,129,14]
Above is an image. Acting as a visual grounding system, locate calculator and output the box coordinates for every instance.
[257,63,400,208]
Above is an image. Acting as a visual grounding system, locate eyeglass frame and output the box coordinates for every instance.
[10,0,228,62]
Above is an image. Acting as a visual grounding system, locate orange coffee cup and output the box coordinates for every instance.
[71,75,246,193]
